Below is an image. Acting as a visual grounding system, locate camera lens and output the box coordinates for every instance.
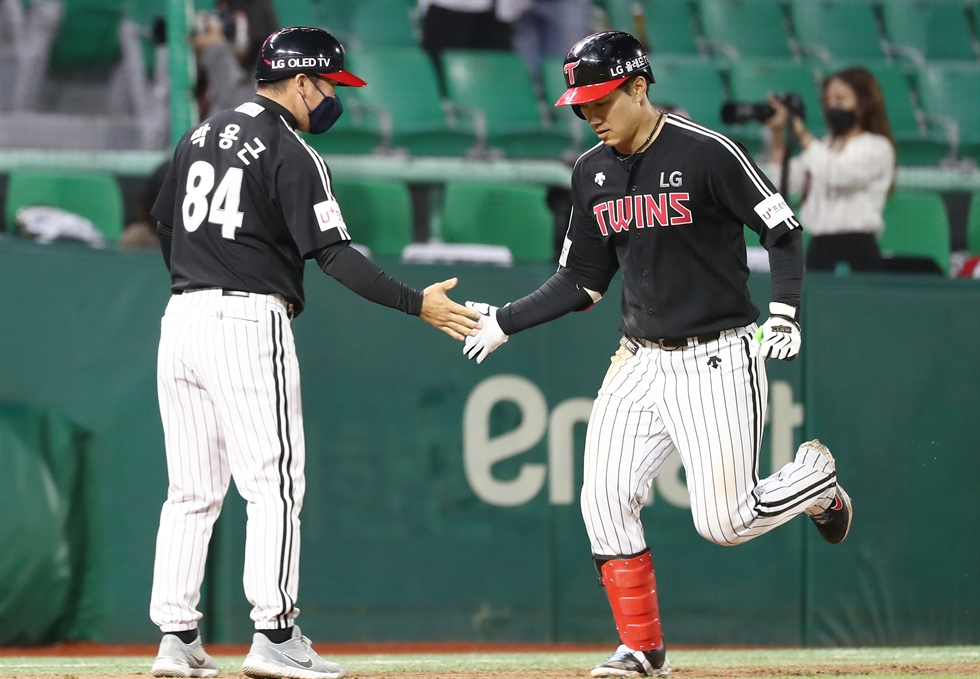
[721,102,776,125]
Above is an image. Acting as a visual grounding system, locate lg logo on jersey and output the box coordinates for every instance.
[593,192,693,236]
[660,171,683,187]
[462,375,804,509]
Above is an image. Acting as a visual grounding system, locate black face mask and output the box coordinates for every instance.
[303,80,343,134]
[825,107,857,136]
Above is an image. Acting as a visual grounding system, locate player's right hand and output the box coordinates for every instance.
[463,302,509,364]
[420,277,482,341]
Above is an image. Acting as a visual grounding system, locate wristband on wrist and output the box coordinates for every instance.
[769,301,798,321]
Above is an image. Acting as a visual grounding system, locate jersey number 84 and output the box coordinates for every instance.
[182,160,245,240]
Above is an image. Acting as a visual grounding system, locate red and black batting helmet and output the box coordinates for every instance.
[555,31,654,119]
[255,26,366,86]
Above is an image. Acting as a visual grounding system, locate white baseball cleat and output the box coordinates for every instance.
[151,634,219,678]
[591,644,671,677]
[241,626,345,679]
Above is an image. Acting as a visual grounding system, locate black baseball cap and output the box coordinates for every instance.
[555,31,654,107]
[255,27,366,87]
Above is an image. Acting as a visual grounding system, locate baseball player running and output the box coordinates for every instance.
[148,27,480,679]
[464,32,852,678]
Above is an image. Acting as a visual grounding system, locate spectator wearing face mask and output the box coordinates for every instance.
[765,67,896,272]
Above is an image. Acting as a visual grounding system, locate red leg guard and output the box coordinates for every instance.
[599,551,664,651]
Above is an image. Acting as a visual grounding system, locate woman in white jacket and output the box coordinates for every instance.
[766,67,896,272]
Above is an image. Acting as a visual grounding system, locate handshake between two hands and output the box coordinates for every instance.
[457,300,802,365]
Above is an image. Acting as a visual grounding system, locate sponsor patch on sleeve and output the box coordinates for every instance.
[753,192,795,229]
[558,236,572,267]
[234,102,265,117]
[313,199,350,238]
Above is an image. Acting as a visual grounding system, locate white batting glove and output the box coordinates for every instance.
[750,302,801,361]
[463,301,508,364]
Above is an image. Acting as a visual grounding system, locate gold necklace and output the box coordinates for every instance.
[618,110,665,162]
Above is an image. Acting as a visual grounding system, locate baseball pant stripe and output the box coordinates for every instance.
[740,336,764,518]
[755,479,838,517]
[271,312,296,627]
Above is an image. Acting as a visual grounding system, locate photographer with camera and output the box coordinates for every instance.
[763,68,896,272]
[193,0,278,118]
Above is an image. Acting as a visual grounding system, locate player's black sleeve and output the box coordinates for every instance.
[706,137,799,248]
[497,268,594,335]
[157,221,173,270]
[767,228,803,308]
[313,243,423,316]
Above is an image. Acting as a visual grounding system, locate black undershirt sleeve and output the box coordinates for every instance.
[314,242,423,316]
[497,268,595,335]
[157,221,173,271]
[767,228,804,309]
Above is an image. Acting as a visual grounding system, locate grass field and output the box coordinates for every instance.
[1,647,978,679]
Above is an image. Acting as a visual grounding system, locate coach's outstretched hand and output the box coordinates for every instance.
[750,302,801,361]
[421,278,482,341]
[463,301,509,364]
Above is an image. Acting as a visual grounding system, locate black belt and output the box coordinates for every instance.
[175,288,294,318]
[622,331,722,354]
[176,288,258,297]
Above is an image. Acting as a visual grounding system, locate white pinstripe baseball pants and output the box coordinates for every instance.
[581,325,837,556]
[150,289,304,631]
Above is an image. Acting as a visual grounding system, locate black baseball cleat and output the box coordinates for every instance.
[809,486,853,544]
[591,643,671,678]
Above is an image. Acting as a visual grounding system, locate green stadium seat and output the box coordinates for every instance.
[331,178,413,257]
[790,0,885,62]
[648,57,727,129]
[881,0,978,63]
[442,182,553,262]
[967,193,980,255]
[273,0,321,28]
[315,0,417,48]
[605,0,702,56]
[879,191,950,274]
[726,59,824,154]
[915,63,980,162]
[50,0,124,71]
[4,171,124,243]
[350,0,417,48]
[441,50,572,158]
[697,0,793,59]
[346,49,478,156]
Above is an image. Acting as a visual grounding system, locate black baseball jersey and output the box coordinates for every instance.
[151,95,351,315]
[559,114,800,340]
